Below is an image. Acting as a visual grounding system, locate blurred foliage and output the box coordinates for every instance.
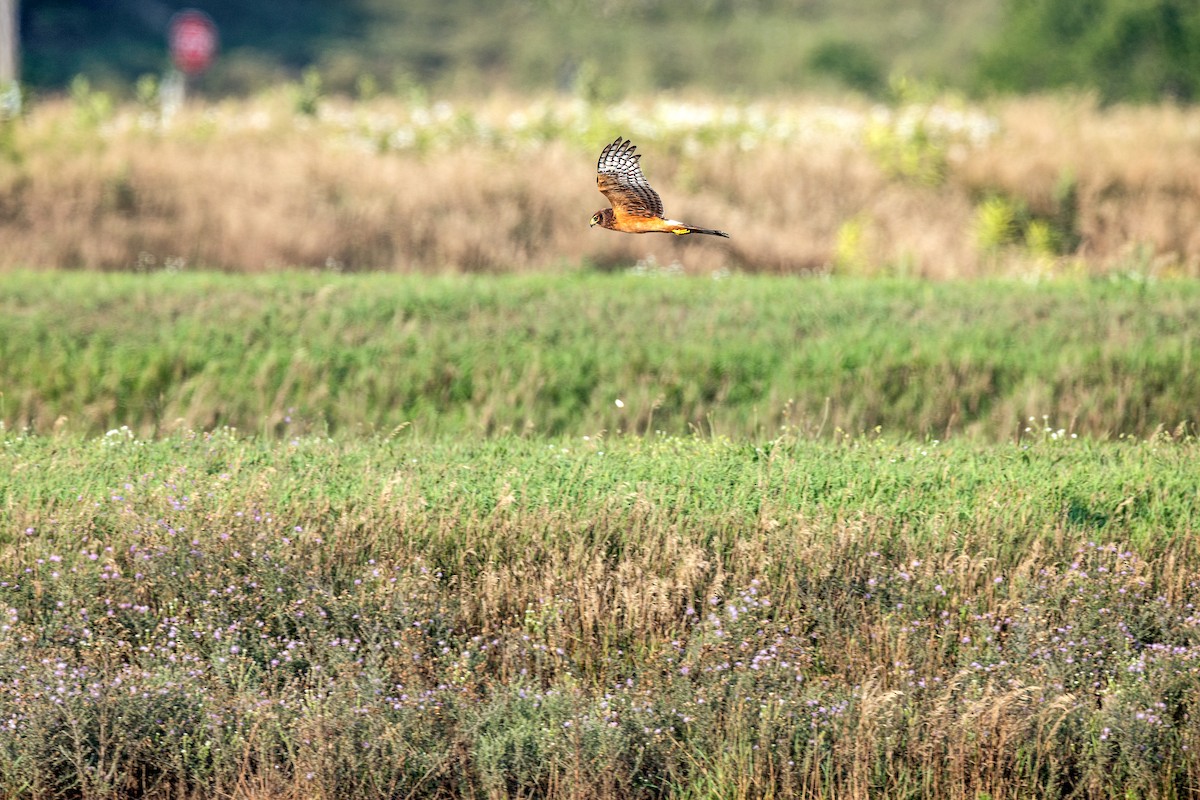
[974,194,1021,252]
[291,65,323,116]
[16,1,1200,103]
[832,215,870,275]
[974,185,1080,262]
[19,0,994,98]
[864,78,954,186]
[67,73,113,126]
[976,0,1200,102]
[806,38,885,94]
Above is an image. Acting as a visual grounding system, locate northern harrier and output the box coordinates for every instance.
[590,137,730,238]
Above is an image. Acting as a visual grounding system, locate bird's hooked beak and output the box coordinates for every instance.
[589,215,598,228]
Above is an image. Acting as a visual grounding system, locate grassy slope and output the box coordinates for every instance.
[1,430,1198,797]
[1,271,1197,440]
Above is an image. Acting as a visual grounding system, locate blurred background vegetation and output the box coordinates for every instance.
[6,1,1199,277]
[17,0,1200,102]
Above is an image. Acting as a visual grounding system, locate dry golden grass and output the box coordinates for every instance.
[957,97,1200,271]
[1,91,1198,276]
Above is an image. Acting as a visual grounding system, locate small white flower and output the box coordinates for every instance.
[615,399,624,408]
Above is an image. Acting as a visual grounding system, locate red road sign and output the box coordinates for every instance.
[169,10,218,75]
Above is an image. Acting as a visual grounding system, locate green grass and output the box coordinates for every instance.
[1,271,1198,441]
[2,429,1199,798]
[4,271,1200,797]
[2,272,1200,441]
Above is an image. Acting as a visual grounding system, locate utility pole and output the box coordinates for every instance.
[0,0,17,86]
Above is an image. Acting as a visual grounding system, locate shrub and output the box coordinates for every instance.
[807,39,885,95]
[975,0,1200,102]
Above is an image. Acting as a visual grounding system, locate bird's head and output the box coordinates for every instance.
[590,209,613,229]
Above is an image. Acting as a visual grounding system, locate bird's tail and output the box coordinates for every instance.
[673,225,730,238]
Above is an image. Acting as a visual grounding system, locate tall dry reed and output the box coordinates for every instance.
[0,91,1198,276]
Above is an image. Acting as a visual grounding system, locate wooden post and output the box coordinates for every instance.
[0,0,17,86]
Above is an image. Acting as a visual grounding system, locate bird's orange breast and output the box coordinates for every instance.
[610,212,678,234]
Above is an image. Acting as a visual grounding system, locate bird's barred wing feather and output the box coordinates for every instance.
[596,137,664,219]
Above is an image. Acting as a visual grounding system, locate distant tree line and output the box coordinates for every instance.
[14,0,1200,102]
[977,0,1200,101]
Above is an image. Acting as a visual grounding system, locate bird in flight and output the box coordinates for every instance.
[590,137,730,238]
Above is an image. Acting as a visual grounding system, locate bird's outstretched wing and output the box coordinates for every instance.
[596,137,664,219]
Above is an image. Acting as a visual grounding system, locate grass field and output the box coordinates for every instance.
[2,427,1199,799]
[1,269,1199,798]
[2,271,1198,442]
[5,28,1200,797]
